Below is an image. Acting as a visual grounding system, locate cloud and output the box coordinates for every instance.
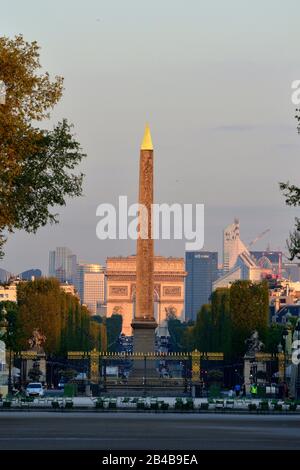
[212,125,257,132]
[212,124,297,133]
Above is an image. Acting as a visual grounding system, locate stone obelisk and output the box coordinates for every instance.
[131,125,157,354]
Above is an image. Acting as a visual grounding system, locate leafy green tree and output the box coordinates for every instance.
[0,35,85,256]
[179,290,231,356]
[279,108,300,259]
[192,304,213,352]
[0,300,22,351]
[168,318,191,352]
[265,323,285,354]
[280,183,300,259]
[16,278,106,354]
[17,278,62,353]
[89,320,106,351]
[211,288,232,356]
[106,314,122,352]
[89,316,107,351]
[182,281,268,359]
[230,280,269,358]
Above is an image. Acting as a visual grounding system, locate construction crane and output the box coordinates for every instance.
[248,229,271,249]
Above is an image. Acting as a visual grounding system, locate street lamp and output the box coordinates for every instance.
[0,307,13,394]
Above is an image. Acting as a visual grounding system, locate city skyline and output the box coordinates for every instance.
[0,219,289,277]
[1,215,295,277]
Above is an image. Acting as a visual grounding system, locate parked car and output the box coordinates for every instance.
[26,382,44,397]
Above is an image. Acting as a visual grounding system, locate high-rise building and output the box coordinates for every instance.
[213,250,262,290]
[19,269,42,281]
[0,268,11,284]
[48,251,56,277]
[185,251,218,322]
[48,247,77,284]
[282,262,300,282]
[76,263,105,315]
[223,218,248,272]
[250,251,282,279]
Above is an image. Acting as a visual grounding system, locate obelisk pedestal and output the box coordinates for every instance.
[132,319,157,353]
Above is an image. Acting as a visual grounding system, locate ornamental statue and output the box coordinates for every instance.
[245,330,264,356]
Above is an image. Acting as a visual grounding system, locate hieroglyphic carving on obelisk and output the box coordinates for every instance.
[131,125,157,353]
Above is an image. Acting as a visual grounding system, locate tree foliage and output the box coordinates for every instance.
[211,288,231,356]
[279,108,300,259]
[230,280,269,358]
[192,304,213,352]
[106,314,122,352]
[14,278,106,354]
[264,323,285,355]
[168,318,192,352]
[168,281,269,360]
[0,300,22,350]
[0,35,85,256]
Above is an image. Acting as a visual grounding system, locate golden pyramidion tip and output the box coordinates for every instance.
[140,124,153,150]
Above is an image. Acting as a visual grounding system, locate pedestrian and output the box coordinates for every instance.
[250,383,258,398]
[234,383,241,397]
[242,383,246,397]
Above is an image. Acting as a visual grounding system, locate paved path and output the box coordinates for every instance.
[0,412,299,449]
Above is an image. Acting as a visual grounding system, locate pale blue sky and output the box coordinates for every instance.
[2,0,300,273]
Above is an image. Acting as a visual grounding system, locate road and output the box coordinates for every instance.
[0,412,299,450]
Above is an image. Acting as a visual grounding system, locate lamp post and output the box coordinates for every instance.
[0,306,13,394]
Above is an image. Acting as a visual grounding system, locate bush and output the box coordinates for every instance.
[3,401,11,408]
[274,403,282,412]
[64,383,77,398]
[150,402,159,410]
[108,400,117,409]
[289,403,297,412]
[174,398,184,410]
[257,385,266,398]
[259,401,269,411]
[209,384,221,398]
[248,403,257,411]
[95,399,104,409]
[51,400,60,409]
[185,398,194,410]
[65,400,73,409]
[137,401,146,410]
[200,402,209,410]
[160,402,169,410]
